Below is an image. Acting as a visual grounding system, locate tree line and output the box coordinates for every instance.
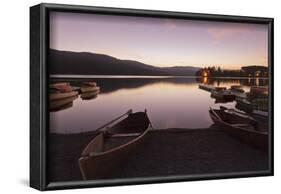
[196,65,268,77]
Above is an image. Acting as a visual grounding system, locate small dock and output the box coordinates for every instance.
[198,84,216,92]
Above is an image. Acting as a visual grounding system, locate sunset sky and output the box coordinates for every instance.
[50,11,268,69]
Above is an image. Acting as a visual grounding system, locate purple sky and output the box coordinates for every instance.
[50,11,268,69]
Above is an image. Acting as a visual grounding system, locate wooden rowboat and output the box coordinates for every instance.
[211,89,235,101]
[80,86,100,93]
[49,83,78,101]
[49,90,78,101]
[80,90,100,100]
[78,110,152,180]
[83,82,97,87]
[209,106,268,151]
[80,82,100,93]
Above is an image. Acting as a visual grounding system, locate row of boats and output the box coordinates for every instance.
[78,104,269,180]
[49,82,100,111]
[199,84,269,116]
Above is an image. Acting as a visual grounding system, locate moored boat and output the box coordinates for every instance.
[198,84,228,92]
[49,83,78,101]
[235,98,253,113]
[211,87,235,101]
[80,82,100,93]
[78,109,152,180]
[198,84,216,92]
[80,90,100,100]
[209,106,268,151]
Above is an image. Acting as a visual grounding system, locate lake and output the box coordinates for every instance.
[49,76,268,134]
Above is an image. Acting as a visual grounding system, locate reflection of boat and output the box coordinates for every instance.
[79,110,152,180]
[209,106,268,151]
[49,95,78,112]
[49,83,78,100]
[211,88,235,101]
[80,90,100,100]
[80,82,100,93]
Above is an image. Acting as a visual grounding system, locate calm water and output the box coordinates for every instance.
[49,77,268,134]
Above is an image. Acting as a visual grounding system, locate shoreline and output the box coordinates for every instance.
[49,74,269,79]
[48,127,269,182]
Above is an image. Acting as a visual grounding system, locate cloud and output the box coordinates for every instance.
[207,26,248,44]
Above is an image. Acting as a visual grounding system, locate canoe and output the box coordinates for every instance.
[80,90,100,100]
[78,110,152,180]
[82,82,97,87]
[49,82,78,100]
[209,106,268,151]
[198,84,226,93]
[235,98,253,113]
[198,84,216,92]
[49,82,70,88]
[211,89,235,101]
[49,82,73,92]
[80,86,100,93]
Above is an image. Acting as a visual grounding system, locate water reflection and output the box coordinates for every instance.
[49,95,78,112]
[49,77,269,134]
[196,77,268,87]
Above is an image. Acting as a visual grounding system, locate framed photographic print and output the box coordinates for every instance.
[30,3,274,191]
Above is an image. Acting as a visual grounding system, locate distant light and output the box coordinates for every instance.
[203,71,208,77]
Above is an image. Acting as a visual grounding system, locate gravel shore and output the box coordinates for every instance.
[48,127,269,182]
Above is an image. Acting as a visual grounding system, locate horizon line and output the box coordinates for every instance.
[50,48,268,70]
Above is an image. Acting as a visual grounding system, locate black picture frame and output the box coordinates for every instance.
[30,3,274,191]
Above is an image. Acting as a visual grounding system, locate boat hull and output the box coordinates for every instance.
[80,90,99,100]
[211,91,235,101]
[78,111,150,180]
[209,108,268,152]
[79,130,149,180]
[80,86,100,93]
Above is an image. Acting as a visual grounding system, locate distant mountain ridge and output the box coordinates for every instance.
[49,49,201,76]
